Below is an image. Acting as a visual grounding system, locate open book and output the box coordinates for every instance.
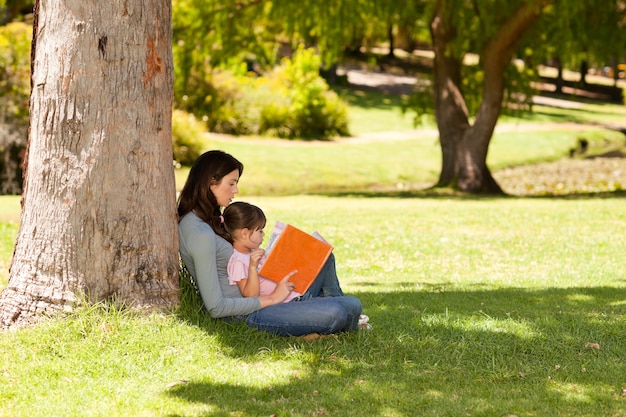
[258,221,333,294]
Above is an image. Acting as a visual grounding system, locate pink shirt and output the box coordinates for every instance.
[227,248,301,303]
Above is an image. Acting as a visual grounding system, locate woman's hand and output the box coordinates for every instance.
[258,270,297,307]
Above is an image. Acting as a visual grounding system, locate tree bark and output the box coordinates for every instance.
[0,0,179,329]
[430,0,546,194]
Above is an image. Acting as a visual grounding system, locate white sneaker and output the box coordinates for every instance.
[358,315,372,330]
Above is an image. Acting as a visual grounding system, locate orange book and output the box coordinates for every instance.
[258,222,333,294]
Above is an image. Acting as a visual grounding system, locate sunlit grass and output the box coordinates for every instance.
[1,195,625,416]
[1,90,625,416]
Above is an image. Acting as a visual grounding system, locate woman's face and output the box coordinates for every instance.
[211,169,240,207]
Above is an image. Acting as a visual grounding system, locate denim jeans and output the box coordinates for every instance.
[303,253,344,298]
[246,295,362,336]
[246,254,362,336]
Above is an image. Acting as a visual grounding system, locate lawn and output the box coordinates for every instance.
[1,196,625,417]
[1,90,625,416]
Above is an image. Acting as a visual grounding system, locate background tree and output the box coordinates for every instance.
[425,0,549,193]
[0,0,179,329]
[173,0,625,193]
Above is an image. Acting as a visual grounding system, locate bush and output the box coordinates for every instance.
[172,110,206,166]
[260,46,349,139]
[174,47,350,140]
[0,22,31,194]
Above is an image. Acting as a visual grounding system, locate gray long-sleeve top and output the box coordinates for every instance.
[178,211,262,317]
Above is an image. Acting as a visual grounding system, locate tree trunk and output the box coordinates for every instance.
[429,0,544,194]
[555,56,564,94]
[0,0,179,329]
[387,23,395,58]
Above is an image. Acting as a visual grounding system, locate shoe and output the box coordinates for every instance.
[359,322,373,330]
[358,314,369,325]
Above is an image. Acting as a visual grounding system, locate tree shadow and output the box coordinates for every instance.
[318,187,626,200]
[168,284,626,416]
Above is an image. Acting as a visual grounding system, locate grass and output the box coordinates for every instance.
[1,196,625,416]
[1,89,626,416]
[174,86,626,196]
[180,125,624,196]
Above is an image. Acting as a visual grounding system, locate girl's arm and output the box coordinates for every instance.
[236,248,264,296]
[179,214,294,315]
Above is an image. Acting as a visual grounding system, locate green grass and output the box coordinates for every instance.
[334,87,437,134]
[1,196,625,416]
[172,88,626,195]
[1,90,626,416]
[336,84,626,134]
[183,125,623,196]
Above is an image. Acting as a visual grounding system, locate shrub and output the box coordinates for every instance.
[260,46,350,139]
[172,110,207,167]
[173,47,350,140]
[0,22,31,195]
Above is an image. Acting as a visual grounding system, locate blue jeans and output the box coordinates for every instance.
[246,254,362,336]
[303,253,344,298]
[246,295,362,336]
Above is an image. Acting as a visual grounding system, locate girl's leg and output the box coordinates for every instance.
[331,295,362,330]
[246,297,355,336]
[304,253,344,298]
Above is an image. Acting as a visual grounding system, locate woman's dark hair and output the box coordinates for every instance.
[222,202,266,241]
[177,150,244,240]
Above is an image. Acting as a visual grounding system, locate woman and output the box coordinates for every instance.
[177,150,363,336]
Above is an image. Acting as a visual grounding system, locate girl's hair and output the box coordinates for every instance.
[222,202,266,242]
[177,150,244,240]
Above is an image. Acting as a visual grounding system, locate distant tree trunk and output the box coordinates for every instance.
[387,22,395,58]
[555,57,564,94]
[579,60,588,86]
[429,0,544,194]
[610,55,619,87]
[0,0,179,329]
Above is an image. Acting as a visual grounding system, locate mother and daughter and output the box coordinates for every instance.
[177,150,369,336]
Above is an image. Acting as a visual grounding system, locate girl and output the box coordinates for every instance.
[222,201,372,327]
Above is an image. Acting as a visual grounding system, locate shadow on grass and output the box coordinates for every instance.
[318,187,626,200]
[333,85,409,110]
[169,280,626,416]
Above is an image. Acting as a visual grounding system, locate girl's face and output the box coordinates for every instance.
[211,169,240,207]
[248,227,265,249]
[234,226,265,251]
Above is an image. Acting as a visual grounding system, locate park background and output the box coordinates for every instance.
[1,1,626,416]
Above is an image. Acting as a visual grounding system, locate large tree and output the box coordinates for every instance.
[173,0,625,194]
[429,0,549,193]
[0,0,180,329]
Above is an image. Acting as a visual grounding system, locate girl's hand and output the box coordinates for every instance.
[258,270,297,307]
[272,270,298,301]
[249,248,265,268]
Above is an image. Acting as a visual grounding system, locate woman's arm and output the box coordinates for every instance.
[179,215,261,317]
[179,213,295,315]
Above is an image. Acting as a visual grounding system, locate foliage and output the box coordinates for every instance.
[0,1,34,24]
[175,47,350,140]
[259,46,349,139]
[172,110,206,166]
[0,21,31,194]
[0,21,30,148]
